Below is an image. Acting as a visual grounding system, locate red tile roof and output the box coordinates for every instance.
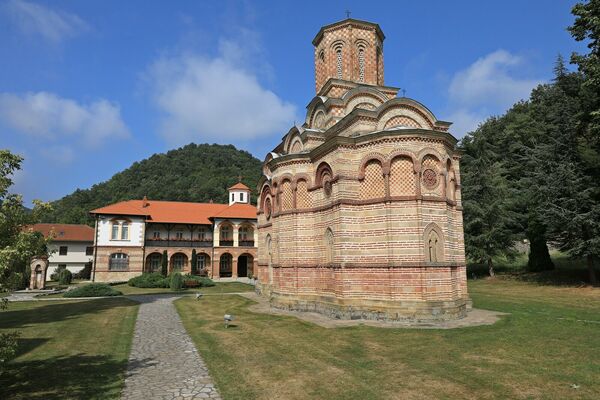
[28,223,95,242]
[90,199,257,224]
[228,182,251,190]
[212,202,258,219]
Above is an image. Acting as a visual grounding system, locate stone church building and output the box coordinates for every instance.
[256,18,469,320]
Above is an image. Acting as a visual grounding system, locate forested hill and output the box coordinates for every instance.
[42,143,263,225]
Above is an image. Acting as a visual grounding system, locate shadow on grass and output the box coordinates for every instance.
[0,298,137,330]
[468,256,596,287]
[0,352,153,400]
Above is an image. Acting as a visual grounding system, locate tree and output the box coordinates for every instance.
[161,250,168,276]
[0,150,51,371]
[461,120,518,277]
[190,249,197,275]
[41,144,263,225]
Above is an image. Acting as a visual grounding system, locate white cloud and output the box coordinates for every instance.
[4,0,89,43]
[0,91,130,146]
[446,50,543,136]
[145,43,296,145]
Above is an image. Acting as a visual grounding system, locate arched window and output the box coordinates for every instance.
[239,225,254,246]
[220,253,233,277]
[336,47,343,78]
[319,50,325,63]
[172,253,186,271]
[197,253,209,271]
[324,228,334,263]
[219,223,233,246]
[147,253,161,272]
[110,220,130,241]
[109,253,128,271]
[424,224,444,263]
[266,234,272,264]
[358,47,365,82]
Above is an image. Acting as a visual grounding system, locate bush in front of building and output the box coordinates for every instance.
[182,274,215,287]
[50,265,66,281]
[58,269,73,285]
[63,283,122,298]
[128,273,169,288]
[74,263,92,280]
[170,272,183,291]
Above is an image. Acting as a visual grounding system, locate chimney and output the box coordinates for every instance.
[142,196,149,208]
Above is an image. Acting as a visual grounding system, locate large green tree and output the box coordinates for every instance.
[461,119,518,277]
[0,150,51,372]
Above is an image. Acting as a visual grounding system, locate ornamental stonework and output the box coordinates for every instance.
[256,18,468,321]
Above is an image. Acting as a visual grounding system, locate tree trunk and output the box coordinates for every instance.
[488,257,495,278]
[526,217,554,272]
[587,255,598,286]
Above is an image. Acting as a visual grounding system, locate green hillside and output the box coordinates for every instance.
[43,143,263,225]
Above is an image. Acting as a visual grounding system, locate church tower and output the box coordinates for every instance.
[256,18,468,322]
[313,19,385,93]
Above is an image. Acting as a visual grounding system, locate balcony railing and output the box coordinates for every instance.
[219,240,234,247]
[145,239,213,247]
[239,240,255,247]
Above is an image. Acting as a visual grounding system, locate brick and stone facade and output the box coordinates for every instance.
[90,184,257,282]
[256,18,468,321]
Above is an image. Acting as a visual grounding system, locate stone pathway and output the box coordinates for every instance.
[121,295,221,400]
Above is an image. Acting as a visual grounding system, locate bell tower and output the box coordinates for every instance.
[312,18,385,94]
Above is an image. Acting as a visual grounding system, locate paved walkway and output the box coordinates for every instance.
[121,295,221,400]
[241,292,507,329]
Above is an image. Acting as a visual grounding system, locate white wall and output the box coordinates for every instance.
[96,215,145,246]
[47,241,93,280]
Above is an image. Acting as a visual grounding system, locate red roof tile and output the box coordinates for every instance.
[211,203,258,219]
[90,199,257,224]
[228,182,251,190]
[28,223,94,242]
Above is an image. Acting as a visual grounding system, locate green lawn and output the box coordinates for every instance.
[176,279,600,400]
[0,298,138,400]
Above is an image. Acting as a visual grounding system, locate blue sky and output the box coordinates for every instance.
[0,0,586,205]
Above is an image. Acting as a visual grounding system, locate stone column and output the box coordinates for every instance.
[233,224,239,247]
[232,256,238,278]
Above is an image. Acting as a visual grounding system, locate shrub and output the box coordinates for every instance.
[182,274,215,287]
[50,265,66,281]
[63,283,122,298]
[74,263,91,280]
[128,273,169,288]
[184,280,200,288]
[170,272,183,291]
[58,269,73,285]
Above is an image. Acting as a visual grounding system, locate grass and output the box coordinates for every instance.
[468,250,594,286]
[176,280,600,400]
[0,298,139,400]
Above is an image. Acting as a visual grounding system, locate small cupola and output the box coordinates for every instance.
[228,181,251,205]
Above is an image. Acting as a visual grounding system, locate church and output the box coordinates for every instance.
[256,18,469,320]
